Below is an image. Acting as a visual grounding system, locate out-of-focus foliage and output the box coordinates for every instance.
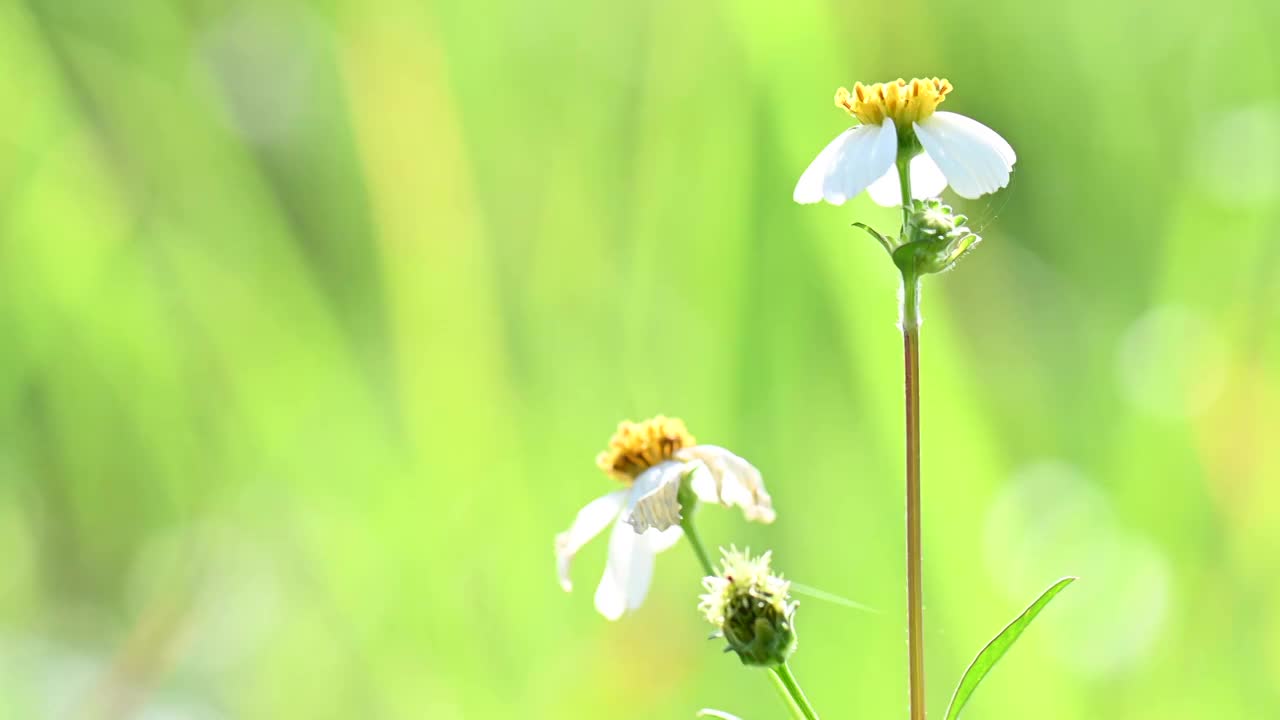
[1,0,1277,717]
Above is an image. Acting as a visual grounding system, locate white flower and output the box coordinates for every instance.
[793,78,1016,207]
[555,417,775,621]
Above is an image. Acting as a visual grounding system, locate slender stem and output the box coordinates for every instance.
[769,669,807,719]
[898,156,913,231]
[901,270,926,720]
[679,508,715,577]
[772,663,821,720]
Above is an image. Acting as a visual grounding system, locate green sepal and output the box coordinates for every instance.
[893,198,984,275]
[852,222,895,255]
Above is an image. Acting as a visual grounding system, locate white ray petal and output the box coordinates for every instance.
[624,541,656,611]
[822,119,898,205]
[913,111,1016,199]
[555,489,628,592]
[626,462,685,533]
[685,459,719,504]
[793,127,857,204]
[595,516,654,620]
[676,445,775,524]
[912,152,950,198]
[866,153,950,206]
[643,525,684,553]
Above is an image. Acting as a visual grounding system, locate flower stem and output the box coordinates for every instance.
[901,269,926,720]
[898,156,913,230]
[768,670,806,718]
[772,663,821,720]
[679,502,715,577]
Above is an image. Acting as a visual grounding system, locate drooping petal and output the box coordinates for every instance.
[555,489,628,592]
[913,111,1016,199]
[643,525,684,553]
[626,461,685,533]
[623,541,656,612]
[675,445,776,524]
[822,119,898,205]
[793,127,857,204]
[866,152,950,206]
[594,517,657,620]
[686,459,720,504]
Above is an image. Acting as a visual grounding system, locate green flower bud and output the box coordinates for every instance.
[699,547,798,668]
[893,198,982,276]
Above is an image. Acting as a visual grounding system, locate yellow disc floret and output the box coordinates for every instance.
[835,77,952,130]
[596,415,696,483]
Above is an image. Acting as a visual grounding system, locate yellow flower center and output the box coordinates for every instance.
[835,77,952,130]
[596,415,696,482]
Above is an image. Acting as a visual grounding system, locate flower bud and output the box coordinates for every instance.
[699,547,798,667]
[893,198,982,275]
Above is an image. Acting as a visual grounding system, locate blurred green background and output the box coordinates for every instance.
[2,0,1278,717]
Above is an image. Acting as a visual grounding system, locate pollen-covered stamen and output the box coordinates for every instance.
[835,77,953,129]
[596,415,696,483]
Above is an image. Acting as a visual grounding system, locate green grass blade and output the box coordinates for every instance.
[790,582,880,614]
[944,577,1077,720]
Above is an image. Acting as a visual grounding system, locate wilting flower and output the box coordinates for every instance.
[793,78,1016,207]
[699,547,798,667]
[556,416,775,620]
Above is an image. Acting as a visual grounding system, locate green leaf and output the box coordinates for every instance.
[944,577,1076,720]
[789,582,879,614]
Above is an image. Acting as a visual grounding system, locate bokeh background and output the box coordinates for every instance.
[2,0,1278,717]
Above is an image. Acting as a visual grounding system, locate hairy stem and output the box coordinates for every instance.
[896,151,926,720]
[898,156,913,231]
[902,269,925,720]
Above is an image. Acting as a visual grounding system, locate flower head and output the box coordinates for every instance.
[555,417,775,620]
[835,78,952,130]
[595,415,696,482]
[699,547,798,667]
[794,77,1016,207]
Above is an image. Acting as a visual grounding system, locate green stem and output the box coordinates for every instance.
[679,505,714,577]
[901,270,926,720]
[898,156,913,231]
[769,670,806,719]
[772,663,821,720]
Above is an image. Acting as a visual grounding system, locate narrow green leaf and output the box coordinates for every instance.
[944,577,1076,720]
[789,582,880,614]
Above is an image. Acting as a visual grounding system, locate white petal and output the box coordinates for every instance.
[912,152,949,198]
[643,525,684,553]
[555,489,628,592]
[624,543,656,611]
[593,517,657,620]
[822,119,898,205]
[626,462,685,533]
[913,111,1016,199]
[793,128,856,204]
[686,460,720,504]
[866,153,950,206]
[675,445,776,524]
